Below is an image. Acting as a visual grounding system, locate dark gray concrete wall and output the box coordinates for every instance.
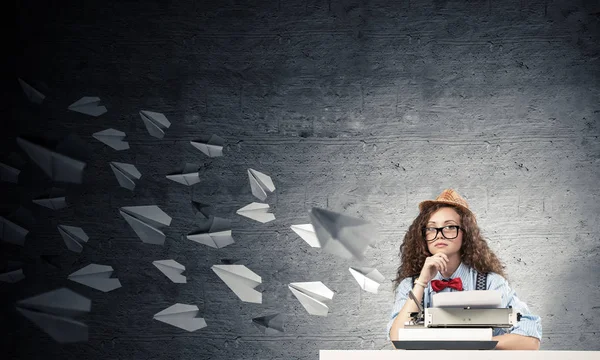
[5,0,600,359]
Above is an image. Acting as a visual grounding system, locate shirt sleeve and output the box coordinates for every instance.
[487,273,542,340]
[386,277,414,340]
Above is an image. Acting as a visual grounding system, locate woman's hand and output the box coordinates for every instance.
[418,253,449,283]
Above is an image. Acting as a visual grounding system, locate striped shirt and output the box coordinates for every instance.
[386,262,542,341]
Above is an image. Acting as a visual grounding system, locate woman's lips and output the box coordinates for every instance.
[435,243,448,248]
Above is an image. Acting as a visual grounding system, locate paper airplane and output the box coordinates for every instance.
[40,254,62,270]
[119,205,172,245]
[92,128,129,150]
[153,303,207,332]
[110,162,141,190]
[187,216,234,249]
[153,260,186,283]
[18,78,45,104]
[140,110,171,139]
[248,169,275,201]
[190,135,224,157]
[16,288,91,343]
[57,225,89,253]
[290,224,319,247]
[68,264,122,292]
[309,207,377,261]
[33,188,67,210]
[252,313,284,334]
[0,162,20,183]
[349,267,385,293]
[0,261,25,283]
[191,200,212,219]
[212,264,262,303]
[0,216,28,246]
[289,281,334,316]
[16,137,86,184]
[236,202,275,223]
[68,96,107,117]
[166,163,200,186]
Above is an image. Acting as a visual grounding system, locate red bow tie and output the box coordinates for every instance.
[431,278,463,292]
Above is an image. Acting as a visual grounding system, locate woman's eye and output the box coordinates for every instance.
[425,227,436,232]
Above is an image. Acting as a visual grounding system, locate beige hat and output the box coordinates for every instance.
[418,189,474,216]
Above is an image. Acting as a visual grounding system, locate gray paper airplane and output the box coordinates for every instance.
[191,201,212,219]
[33,188,67,210]
[252,313,285,334]
[18,78,45,104]
[93,128,129,150]
[187,216,234,249]
[236,202,275,223]
[16,137,86,184]
[166,163,200,186]
[0,216,28,246]
[110,162,141,190]
[212,265,262,303]
[57,225,89,253]
[16,288,91,343]
[153,260,186,283]
[0,261,25,283]
[140,110,171,139]
[309,207,377,261]
[153,303,207,332]
[119,205,172,245]
[68,264,122,292]
[68,96,107,116]
[0,162,20,183]
[190,134,224,157]
[288,281,334,317]
[248,169,276,201]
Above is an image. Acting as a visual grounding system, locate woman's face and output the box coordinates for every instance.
[425,207,463,256]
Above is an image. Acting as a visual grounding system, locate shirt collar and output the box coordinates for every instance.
[433,261,469,280]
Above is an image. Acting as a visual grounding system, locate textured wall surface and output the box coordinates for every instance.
[5,0,600,359]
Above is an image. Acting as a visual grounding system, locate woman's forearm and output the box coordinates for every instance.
[493,334,540,350]
[389,284,424,341]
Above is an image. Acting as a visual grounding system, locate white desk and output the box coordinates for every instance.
[320,350,600,360]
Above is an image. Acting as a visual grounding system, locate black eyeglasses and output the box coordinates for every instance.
[423,225,462,242]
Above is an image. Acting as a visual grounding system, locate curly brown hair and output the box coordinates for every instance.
[392,203,506,289]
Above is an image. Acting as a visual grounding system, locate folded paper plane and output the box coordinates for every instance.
[57,225,89,253]
[212,264,262,303]
[289,281,334,316]
[140,110,171,139]
[290,224,319,247]
[187,216,234,249]
[349,267,385,293]
[33,188,67,210]
[153,259,186,283]
[119,205,172,245]
[248,169,275,201]
[252,313,284,334]
[236,202,275,223]
[153,303,207,332]
[18,78,46,104]
[166,163,200,186]
[110,162,141,190]
[92,128,129,150]
[68,264,122,292]
[0,162,20,183]
[16,288,91,343]
[191,201,212,219]
[68,96,107,117]
[1,216,29,246]
[190,135,224,157]
[309,207,377,261]
[0,261,25,283]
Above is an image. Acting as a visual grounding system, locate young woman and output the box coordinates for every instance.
[387,189,542,350]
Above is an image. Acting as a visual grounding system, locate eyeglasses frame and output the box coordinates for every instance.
[423,225,463,242]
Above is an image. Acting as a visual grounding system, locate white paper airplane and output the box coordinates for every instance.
[166,163,200,186]
[68,264,122,292]
[211,264,262,303]
[92,128,129,150]
[190,134,224,157]
[290,224,319,247]
[110,162,141,190]
[0,162,20,183]
[288,281,334,316]
[252,313,284,334]
[16,137,87,184]
[0,261,25,283]
[153,303,207,332]
[140,110,171,139]
[68,96,107,117]
[348,267,385,293]
[57,225,89,253]
[187,216,234,248]
[16,288,91,343]
[153,260,186,283]
[247,169,275,201]
[119,205,172,245]
[18,78,45,104]
[236,202,275,223]
[0,216,28,246]
[309,207,377,261]
[33,188,67,210]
